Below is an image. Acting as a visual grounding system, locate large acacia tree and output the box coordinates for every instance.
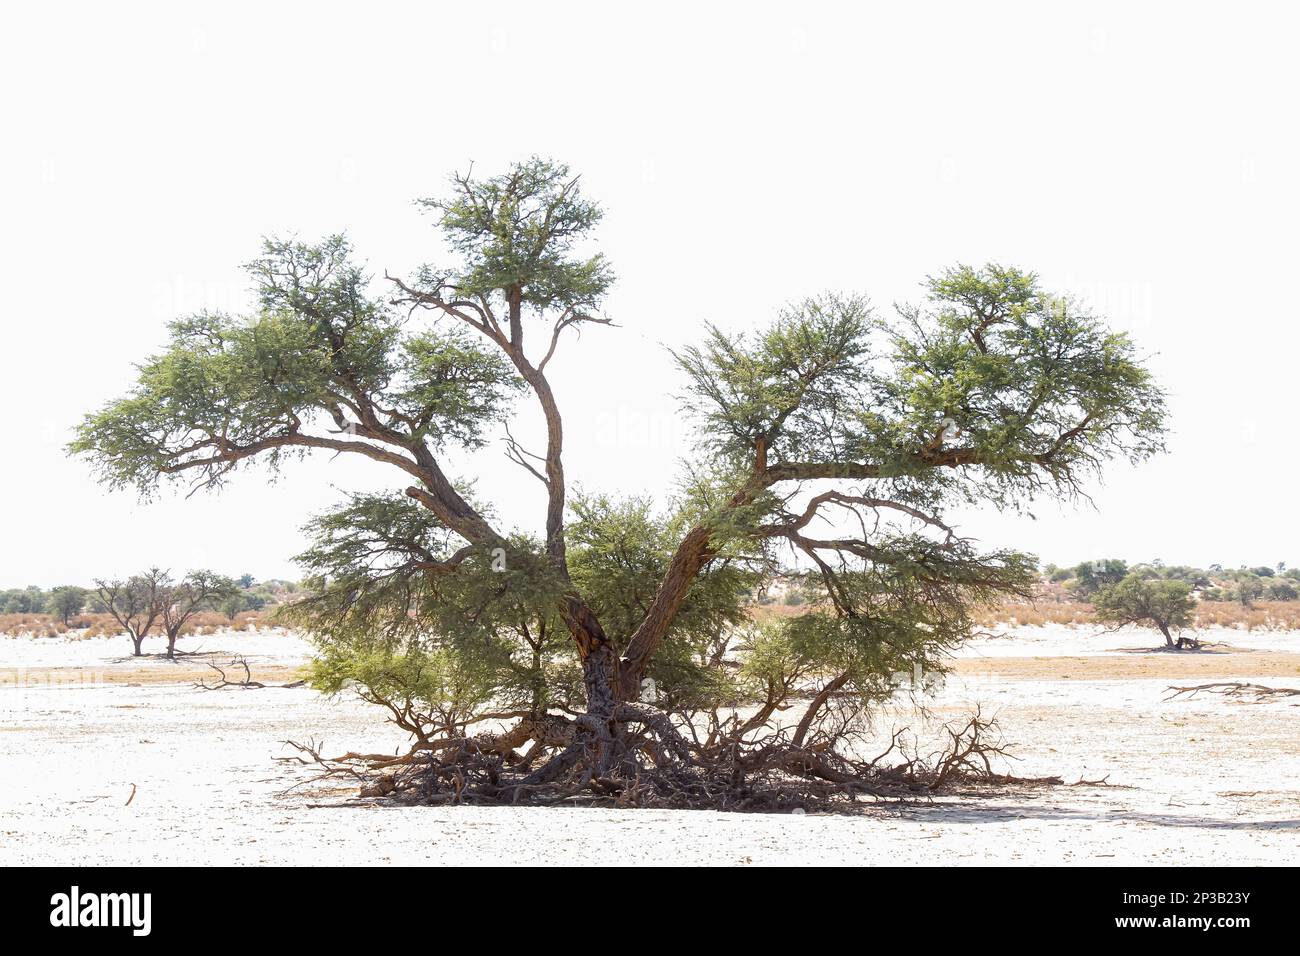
[73,158,1166,806]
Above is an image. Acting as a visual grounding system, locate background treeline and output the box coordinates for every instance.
[977,558,1300,632]
[1042,560,1299,603]
[0,575,298,639]
[756,559,1300,633]
[759,560,1298,607]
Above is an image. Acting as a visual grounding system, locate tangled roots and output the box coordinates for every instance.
[283,705,1073,811]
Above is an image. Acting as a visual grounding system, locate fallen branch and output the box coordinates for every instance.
[1164,682,1300,702]
[195,656,306,691]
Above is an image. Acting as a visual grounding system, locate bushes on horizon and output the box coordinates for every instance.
[1068,559,1128,597]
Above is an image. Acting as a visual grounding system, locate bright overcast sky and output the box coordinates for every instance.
[2,2,1297,586]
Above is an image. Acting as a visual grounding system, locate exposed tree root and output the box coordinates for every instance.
[1165,681,1300,703]
[283,706,1073,811]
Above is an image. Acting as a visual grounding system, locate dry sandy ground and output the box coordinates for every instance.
[1,625,1298,865]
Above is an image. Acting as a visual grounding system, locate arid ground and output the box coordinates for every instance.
[2,625,1297,865]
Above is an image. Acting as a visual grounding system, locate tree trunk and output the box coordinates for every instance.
[580,644,620,719]
[131,632,144,656]
[792,670,851,748]
[620,525,714,693]
[166,631,178,659]
[1157,621,1174,647]
[560,595,620,717]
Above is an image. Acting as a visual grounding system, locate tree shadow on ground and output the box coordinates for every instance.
[900,800,1300,830]
[105,648,230,665]
[1112,643,1240,655]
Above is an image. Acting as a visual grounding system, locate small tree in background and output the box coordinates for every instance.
[158,571,238,658]
[48,586,88,625]
[1094,574,1196,648]
[1235,573,1264,607]
[95,570,167,656]
[1268,580,1299,601]
[219,593,247,621]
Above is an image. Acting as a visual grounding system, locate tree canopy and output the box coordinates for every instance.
[1094,574,1196,647]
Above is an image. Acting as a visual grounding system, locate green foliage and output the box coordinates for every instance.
[418,157,613,312]
[567,493,758,707]
[308,644,515,740]
[1094,574,1194,645]
[285,492,584,732]
[1268,580,1299,601]
[1042,560,1298,604]
[1,586,47,614]
[674,295,872,466]
[1235,573,1264,607]
[677,265,1166,519]
[48,586,87,624]
[1070,558,1129,596]
[567,493,755,645]
[218,593,247,621]
[70,236,522,495]
[890,266,1166,498]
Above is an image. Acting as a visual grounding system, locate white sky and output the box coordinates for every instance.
[2,1,1297,586]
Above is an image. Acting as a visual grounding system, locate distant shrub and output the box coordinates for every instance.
[1267,581,1298,601]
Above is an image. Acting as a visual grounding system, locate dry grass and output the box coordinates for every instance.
[0,613,71,638]
[973,600,1097,627]
[0,610,269,639]
[975,599,1300,631]
[1193,601,1300,631]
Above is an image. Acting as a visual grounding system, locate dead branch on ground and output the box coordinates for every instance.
[195,655,305,691]
[1164,682,1300,702]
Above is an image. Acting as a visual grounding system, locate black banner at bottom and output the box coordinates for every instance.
[0,866,1287,940]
